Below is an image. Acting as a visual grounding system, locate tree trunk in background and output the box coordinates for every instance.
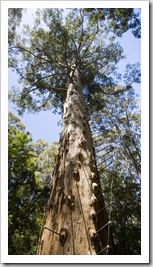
[37,63,115,255]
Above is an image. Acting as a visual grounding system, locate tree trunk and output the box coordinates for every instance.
[37,62,115,255]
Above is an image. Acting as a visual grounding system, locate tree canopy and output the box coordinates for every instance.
[8,8,140,115]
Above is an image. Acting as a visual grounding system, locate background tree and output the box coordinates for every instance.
[8,112,58,254]
[33,139,59,187]
[90,82,141,254]
[8,8,25,46]
[8,8,141,255]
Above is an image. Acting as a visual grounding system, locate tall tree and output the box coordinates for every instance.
[8,8,141,255]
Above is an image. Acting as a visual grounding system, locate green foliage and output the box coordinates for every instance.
[8,8,140,115]
[101,173,141,255]
[85,8,141,38]
[8,112,58,254]
[91,86,141,254]
[8,8,24,46]
[32,139,58,187]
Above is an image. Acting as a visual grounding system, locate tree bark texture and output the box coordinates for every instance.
[37,63,115,255]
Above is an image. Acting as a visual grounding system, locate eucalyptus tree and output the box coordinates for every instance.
[8,8,140,255]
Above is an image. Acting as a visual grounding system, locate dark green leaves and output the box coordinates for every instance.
[8,112,58,254]
[85,8,141,38]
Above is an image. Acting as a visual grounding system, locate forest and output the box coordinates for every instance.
[8,8,141,255]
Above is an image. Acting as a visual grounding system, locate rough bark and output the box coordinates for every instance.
[37,62,115,255]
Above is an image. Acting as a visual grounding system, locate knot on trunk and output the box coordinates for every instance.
[89,228,96,241]
[92,182,98,192]
[72,170,80,182]
[67,191,75,211]
[59,227,68,246]
[90,194,97,206]
[89,210,97,222]
[90,172,97,181]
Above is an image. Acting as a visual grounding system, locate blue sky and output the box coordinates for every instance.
[8,8,141,145]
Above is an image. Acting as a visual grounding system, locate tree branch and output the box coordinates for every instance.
[57,62,67,68]
[9,46,51,63]
[77,9,85,54]
[20,84,67,100]
[61,38,71,79]
[28,72,67,91]
[105,106,141,179]
[36,93,53,110]
[79,22,99,61]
